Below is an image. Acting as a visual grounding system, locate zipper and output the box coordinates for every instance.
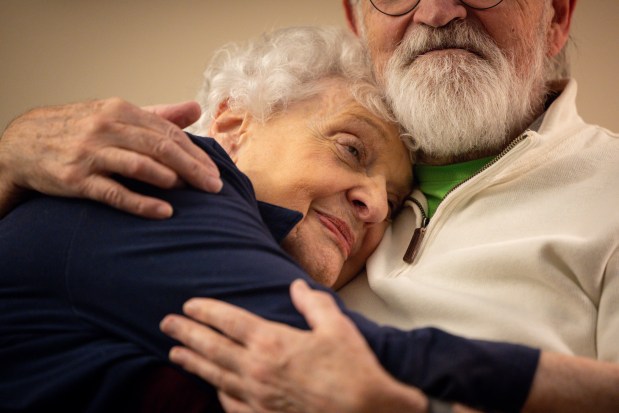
[402,133,530,264]
[403,197,429,263]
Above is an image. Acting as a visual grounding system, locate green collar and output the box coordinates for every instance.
[414,156,493,219]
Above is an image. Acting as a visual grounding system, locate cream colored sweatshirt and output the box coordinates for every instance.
[340,80,619,362]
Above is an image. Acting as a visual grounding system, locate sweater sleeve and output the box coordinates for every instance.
[349,320,539,412]
[61,183,538,412]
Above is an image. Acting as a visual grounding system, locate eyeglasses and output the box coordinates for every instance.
[369,0,504,17]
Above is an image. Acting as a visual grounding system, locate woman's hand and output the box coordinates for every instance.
[0,98,222,218]
[160,279,429,413]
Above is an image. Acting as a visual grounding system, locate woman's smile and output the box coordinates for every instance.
[314,209,355,259]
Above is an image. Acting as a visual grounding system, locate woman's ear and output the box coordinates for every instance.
[209,101,250,162]
[547,0,577,57]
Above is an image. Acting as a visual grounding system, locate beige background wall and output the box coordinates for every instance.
[1,1,618,132]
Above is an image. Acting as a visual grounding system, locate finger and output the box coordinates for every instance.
[168,346,247,401]
[130,102,219,177]
[453,404,484,413]
[143,101,202,130]
[95,100,221,192]
[95,147,180,189]
[109,121,223,193]
[161,314,245,372]
[163,126,224,191]
[219,392,254,413]
[182,298,265,343]
[289,279,344,330]
[169,124,222,178]
[78,175,173,219]
[99,98,195,136]
[122,107,220,175]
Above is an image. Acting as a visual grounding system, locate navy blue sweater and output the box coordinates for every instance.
[0,136,538,412]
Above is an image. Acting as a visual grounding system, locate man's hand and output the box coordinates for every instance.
[160,281,619,413]
[0,98,222,219]
[160,279,429,413]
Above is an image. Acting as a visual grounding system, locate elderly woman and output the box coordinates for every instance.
[0,27,538,413]
[186,26,413,288]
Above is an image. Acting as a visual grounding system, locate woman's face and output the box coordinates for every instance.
[234,82,412,289]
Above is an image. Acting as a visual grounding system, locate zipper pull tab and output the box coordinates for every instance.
[403,217,429,264]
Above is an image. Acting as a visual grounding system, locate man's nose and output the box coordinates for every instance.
[348,177,389,224]
[412,0,467,28]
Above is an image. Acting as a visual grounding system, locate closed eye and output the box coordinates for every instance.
[345,144,361,160]
[336,134,366,165]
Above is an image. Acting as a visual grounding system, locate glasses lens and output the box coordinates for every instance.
[370,0,420,16]
[460,0,503,10]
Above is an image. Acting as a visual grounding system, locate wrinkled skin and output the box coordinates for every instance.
[161,280,482,413]
[0,98,221,219]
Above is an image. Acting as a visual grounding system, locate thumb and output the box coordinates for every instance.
[143,101,202,129]
[290,279,343,331]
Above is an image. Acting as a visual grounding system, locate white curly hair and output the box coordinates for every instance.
[188,26,396,135]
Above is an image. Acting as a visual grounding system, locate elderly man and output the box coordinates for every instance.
[0,0,618,411]
[339,0,618,357]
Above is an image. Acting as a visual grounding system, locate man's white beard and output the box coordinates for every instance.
[382,20,547,163]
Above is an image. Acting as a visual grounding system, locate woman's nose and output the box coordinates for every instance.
[348,177,389,224]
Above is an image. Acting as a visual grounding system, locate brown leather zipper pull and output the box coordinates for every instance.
[403,227,425,263]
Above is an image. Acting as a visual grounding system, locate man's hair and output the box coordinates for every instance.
[190,26,395,134]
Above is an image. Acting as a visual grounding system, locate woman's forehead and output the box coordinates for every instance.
[308,89,393,131]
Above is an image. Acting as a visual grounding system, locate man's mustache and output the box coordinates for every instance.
[396,22,497,65]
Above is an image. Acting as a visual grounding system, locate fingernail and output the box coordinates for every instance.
[204,176,223,193]
[160,315,176,333]
[169,346,185,362]
[183,299,198,314]
[156,204,174,218]
[292,278,309,291]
